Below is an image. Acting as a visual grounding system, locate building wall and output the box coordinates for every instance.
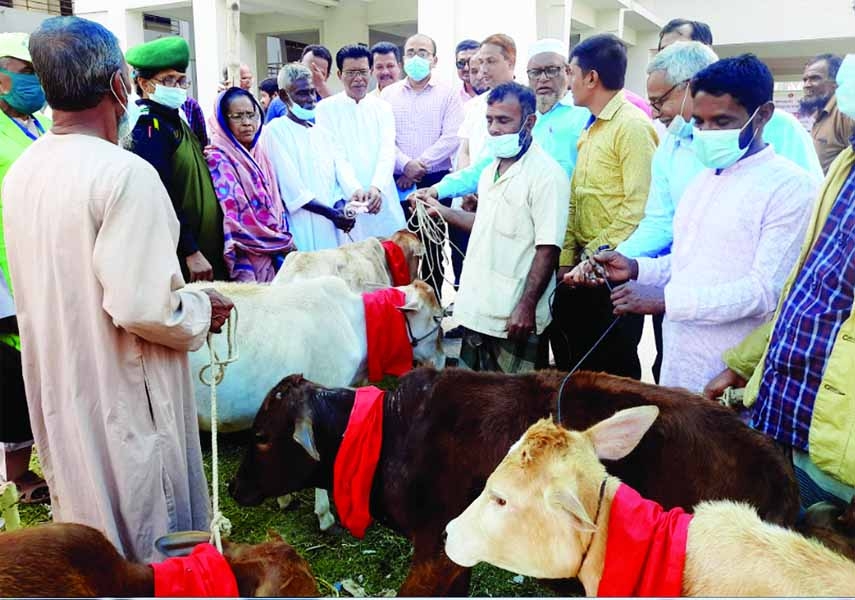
[0,6,54,33]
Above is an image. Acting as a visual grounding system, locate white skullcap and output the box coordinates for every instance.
[527,38,567,61]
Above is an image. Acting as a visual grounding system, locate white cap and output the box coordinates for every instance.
[527,38,567,61]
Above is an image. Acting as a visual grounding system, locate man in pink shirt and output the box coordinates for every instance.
[455,39,481,104]
[382,33,464,298]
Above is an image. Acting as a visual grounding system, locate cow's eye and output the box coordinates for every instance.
[490,492,507,507]
[255,432,269,446]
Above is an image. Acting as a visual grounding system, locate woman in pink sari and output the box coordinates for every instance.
[205,87,295,282]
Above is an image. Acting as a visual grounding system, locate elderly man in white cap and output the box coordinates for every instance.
[411,38,589,205]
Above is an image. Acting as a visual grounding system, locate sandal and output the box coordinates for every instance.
[14,471,50,505]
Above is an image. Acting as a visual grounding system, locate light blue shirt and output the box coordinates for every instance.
[434,93,590,199]
[618,108,824,259]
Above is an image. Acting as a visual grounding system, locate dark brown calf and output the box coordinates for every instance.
[230,368,800,596]
[797,498,855,561]
[0,522,318,598]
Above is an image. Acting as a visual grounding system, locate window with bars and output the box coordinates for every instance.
[0,0,74,15]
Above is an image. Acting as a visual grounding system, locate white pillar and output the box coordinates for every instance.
[319,0,370,95]
[74,4,145,52]
[193,0,228,120]
[418,0,538,86]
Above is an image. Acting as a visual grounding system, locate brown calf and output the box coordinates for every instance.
[230,368,799,596]
[0,523,318,598]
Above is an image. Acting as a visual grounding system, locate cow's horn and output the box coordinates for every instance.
[293,415,320,461]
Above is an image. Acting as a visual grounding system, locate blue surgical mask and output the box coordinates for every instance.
[150,84,187,110]
[404,56,431,82]
[836,54,855,119]
[289,102,316,122]
[667,85,693,139]
[0,67,46,115]
[111,72,140,143]
[485,124,528,159]
[691,107,760,170]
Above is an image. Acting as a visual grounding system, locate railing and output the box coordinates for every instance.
[0,0,73,15]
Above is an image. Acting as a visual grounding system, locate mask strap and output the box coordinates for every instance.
[676,80,690,119]
[739,105,762,149]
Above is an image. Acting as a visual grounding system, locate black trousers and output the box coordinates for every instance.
[399,170,465,301]
[652,312,664,383]
[549,283,644,379]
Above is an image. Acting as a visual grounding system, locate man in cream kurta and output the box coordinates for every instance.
[315,46,405,242]
[3,131,214,561]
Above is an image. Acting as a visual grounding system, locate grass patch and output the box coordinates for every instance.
[19,432,555,596]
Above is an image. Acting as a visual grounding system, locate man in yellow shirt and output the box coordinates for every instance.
[551,33,658,378]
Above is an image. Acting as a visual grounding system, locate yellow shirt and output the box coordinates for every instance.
[560,91,658,266]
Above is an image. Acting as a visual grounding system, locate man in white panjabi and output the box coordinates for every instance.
[315,44,405,241]
[263,62,363,251]
[1,16,234,562]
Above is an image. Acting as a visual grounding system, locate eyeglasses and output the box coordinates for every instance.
[226,111,260,123]
[405,49,433,59]
[456,59,469,69]
[526,66,564,80]
[342,69,370,79]
[649,79,688,112]
[152,75,191,89]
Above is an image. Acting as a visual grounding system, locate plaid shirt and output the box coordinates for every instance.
[752,162,855,450]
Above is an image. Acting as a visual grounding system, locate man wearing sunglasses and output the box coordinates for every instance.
[127,36,227,283]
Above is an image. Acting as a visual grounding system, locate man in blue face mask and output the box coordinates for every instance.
[125,36,227,284]
[0,31,51,506]
[566,55,819,396]
[381,33,465,300]
[413,82,569,374]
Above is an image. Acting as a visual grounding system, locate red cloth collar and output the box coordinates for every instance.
[598,483,692,597]
[381,240,411,286]
[362,288,414,382]
[333,386,385,538]
[151,542,238,597]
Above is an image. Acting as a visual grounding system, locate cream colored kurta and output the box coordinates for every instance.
[2,132,213,562]
[454,143,570,338]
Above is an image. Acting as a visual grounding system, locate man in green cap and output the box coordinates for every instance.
[0,32,50,505]
[126,35,227,282]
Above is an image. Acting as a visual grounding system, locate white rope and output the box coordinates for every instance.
[199,307,239,553]
[407,198,467,305]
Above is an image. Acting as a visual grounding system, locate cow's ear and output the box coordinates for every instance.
[293,414,321,461]
[397,299,420,312]
[551,486,597,533]
[585,405,659,461]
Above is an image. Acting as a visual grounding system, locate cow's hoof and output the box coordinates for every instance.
[322,523,347,537]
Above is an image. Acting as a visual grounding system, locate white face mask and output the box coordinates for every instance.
[485,123,530,159]
[667,83,692,139]
[691,106,760,170]
[151,84,187,110]
[836,54,855,119]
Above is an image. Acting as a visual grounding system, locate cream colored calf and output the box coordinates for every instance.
[445,408,855,596]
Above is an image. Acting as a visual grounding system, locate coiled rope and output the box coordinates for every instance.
[406,198,467,302]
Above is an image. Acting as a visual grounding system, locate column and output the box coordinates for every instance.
[418,0,538,85]
[192,0,228,120]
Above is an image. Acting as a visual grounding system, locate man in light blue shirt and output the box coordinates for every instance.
[617,40,823,381]
[413,38,590,202]
[619,42,823,261]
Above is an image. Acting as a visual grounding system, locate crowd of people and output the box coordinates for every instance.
[1,11,854,565]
